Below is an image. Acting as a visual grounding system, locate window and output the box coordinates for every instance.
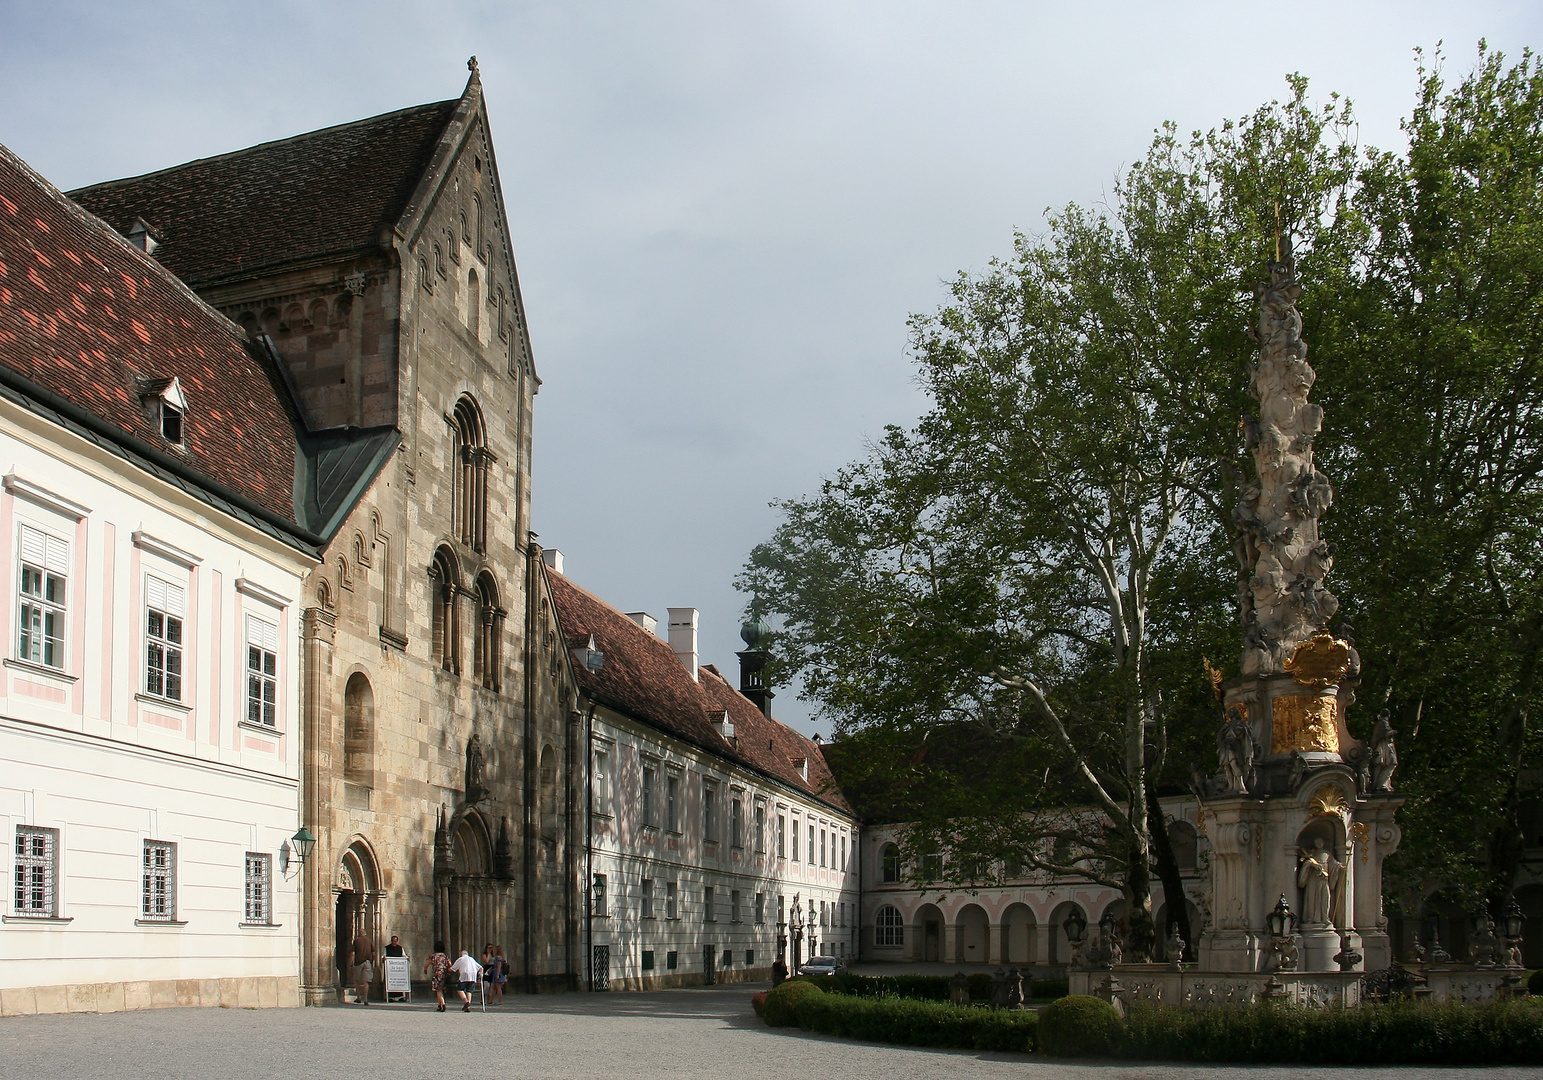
[466,269,481,337]
[876,905,904,947]
[754,801,766,853]
[591,873,607,916]
[807,824,815,865]
[141,840,176,921]
[642,763,658,828]
[474,195,485,259]
[160,401,183,444]
[921,853,942,881]
[665,880,678,919]
[144,577,184,701]
[13,826,58,917]
[731,889,741,923]
[641,949,655,971]
[666,950,678,970]
[243,852,272,924]
[430,547,459,673]
[474,574,503,691]
[17,525,67,669]
[703,782,718,843]
[881,843,901,883]
[245,617,278,728]
[790,816,799,861]
[755,892,764,924]
[703,885,715,922]
[451,396,490,553]
[820,828,826,868]
[666,772,680,833]
[593,748,611,814]
[778,812,786,858]
[841,834,847,870]
[745,950,754,966]
[731,795,743,849]
[641,878,654,919]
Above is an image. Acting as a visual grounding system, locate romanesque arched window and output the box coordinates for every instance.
[430,546,460,673]
[466,269,480,338]
[474,572,504,691]
[343,672,374,789]
[452,396,491,553]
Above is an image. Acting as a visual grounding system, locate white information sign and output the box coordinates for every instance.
[384,956,412,996]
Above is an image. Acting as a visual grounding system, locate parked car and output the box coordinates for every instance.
[798,956,847,976]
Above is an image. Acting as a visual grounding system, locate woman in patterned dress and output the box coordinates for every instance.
[424,941,452,1012]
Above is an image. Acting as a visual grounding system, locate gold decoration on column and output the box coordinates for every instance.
[1283,631,1351,689]
[1306,785,1349,820]
[1272,694,1339,755]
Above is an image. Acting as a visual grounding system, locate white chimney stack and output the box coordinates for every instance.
[667,607,699,682]
[626,612,658,635]
[541,549,564,575]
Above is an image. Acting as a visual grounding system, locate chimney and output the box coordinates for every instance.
[667,607,699,682]
[542,549,564,575]
[625,612,658,635]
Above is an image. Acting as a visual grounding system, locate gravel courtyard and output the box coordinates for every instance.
[1,985,1535,1079]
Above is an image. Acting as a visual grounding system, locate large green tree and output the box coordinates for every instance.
[741,82,1360,959]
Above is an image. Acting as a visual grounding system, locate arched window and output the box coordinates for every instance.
[875,904,903,947]
[881,843,901,883]
[419,256,431,292]
[466,270,480,338]
[475,573,504,691]
[343,673,374,789]
[474,194,485,259]
[497,287,508,340]
[452,396,491,552]
[539,745,558,860]
[430,546,460,673]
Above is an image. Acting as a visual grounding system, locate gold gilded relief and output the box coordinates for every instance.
[1272,693,1339,755]
[1307,785,1349,819]
[1284,631,1351,689]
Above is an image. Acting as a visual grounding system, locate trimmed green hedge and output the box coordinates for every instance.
[762,980,824,1027]
[783,971,1067,1002]
[1123,998,1543,1066]
[792,988,1038,1052]
[1037,995,1123,1057]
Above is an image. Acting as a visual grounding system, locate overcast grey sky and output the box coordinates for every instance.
[3,2,1539,734]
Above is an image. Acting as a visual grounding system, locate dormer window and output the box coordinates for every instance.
[126,217,161,256]
[141,377,188,446]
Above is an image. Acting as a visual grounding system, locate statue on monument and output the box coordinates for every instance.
[1217,705,1257,794]
[1370,710,1398,792]
[465,731,486,803]
[1296,837,1345,928]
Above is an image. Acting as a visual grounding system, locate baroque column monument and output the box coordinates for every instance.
[1198,247,1404,975]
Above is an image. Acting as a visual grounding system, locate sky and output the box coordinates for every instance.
[3,1,1539,735]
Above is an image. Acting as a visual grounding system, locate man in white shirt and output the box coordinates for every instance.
[450,950,484,1012]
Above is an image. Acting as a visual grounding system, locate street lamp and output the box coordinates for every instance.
[291,826,316,865]
[1267,894,1297,939]
[1062,907,1087,946]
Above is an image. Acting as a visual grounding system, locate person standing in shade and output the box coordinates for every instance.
[424,942,452,1012]
[771,958,788,987]
[450,949,484,1012]
[350,926,375,1005]
[383,936,407,1002]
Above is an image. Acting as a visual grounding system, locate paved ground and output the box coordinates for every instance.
[2,984,1536,1080]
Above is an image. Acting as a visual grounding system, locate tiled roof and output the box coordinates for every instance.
[546,569,852,816]
[0,141,305,526]
[67,100,459,287]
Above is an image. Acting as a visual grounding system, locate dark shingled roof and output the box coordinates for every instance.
[0,141,308,529]
[547,569,852,816]
[67,100,459,287]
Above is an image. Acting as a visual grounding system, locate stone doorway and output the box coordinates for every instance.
[334,841,381,991]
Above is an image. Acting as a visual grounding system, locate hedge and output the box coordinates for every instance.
[762,980,824,1027]
[1121,997,1543,1066]
[1037,995,1123,1057]
[782,971,1067,1002]
[791,987,1038,1053]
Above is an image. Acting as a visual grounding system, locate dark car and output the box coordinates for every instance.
[797,956,847,976]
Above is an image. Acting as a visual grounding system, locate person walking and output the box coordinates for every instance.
[349,926,376,1005]
[482,944,507,1006]
[424,942,452,1012]
[450,949,484,1012]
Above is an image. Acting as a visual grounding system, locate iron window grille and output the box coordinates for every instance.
[141,840,176,921]
[244,852,272,924]
[17,525,67,669]
[13,825,58,917]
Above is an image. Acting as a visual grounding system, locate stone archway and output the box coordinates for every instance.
[914,902,944,963]
[446,812,502,959]
[1001,902,1036,965]
[955,903,989,964]
[1047,901,1087,966]
[334,841,381,988]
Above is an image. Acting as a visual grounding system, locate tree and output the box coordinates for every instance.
[741,81,1360,959]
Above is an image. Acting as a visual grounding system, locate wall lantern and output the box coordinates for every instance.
[1504,899,1525,943]
[290,826,316,865]
[1062,907,1087,945]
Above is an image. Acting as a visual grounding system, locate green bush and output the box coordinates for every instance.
[1121,998,1543,1065]
[762,980,823,1027]
[750,990,768,1016]
[790,989,1038,1052]
[1037,995,1124,1057]
[967,973,994,1001]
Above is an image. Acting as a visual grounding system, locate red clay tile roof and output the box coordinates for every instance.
[67,100,458,288]
[547,569,852,816]
[0,142,303,523]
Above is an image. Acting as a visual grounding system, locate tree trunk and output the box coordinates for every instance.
[1146,778,1193,960]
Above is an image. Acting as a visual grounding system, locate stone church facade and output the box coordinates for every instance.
[72,63,581,1001]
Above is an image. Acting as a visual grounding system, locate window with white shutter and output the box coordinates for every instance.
[16,525,67,669]
[145,577,184,701]
[245,616,278,727]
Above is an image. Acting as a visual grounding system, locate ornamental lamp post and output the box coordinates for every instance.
[1062,907,1087,946]
[1267,894,1296,939]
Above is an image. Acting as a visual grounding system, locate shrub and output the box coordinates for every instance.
[762,979,823,1027]
[967,973,994,1001]
[790,990,1037,1052]
[1037,995,1124,1057]
[1120,998,1543,1065]
[750,990,768,1016]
